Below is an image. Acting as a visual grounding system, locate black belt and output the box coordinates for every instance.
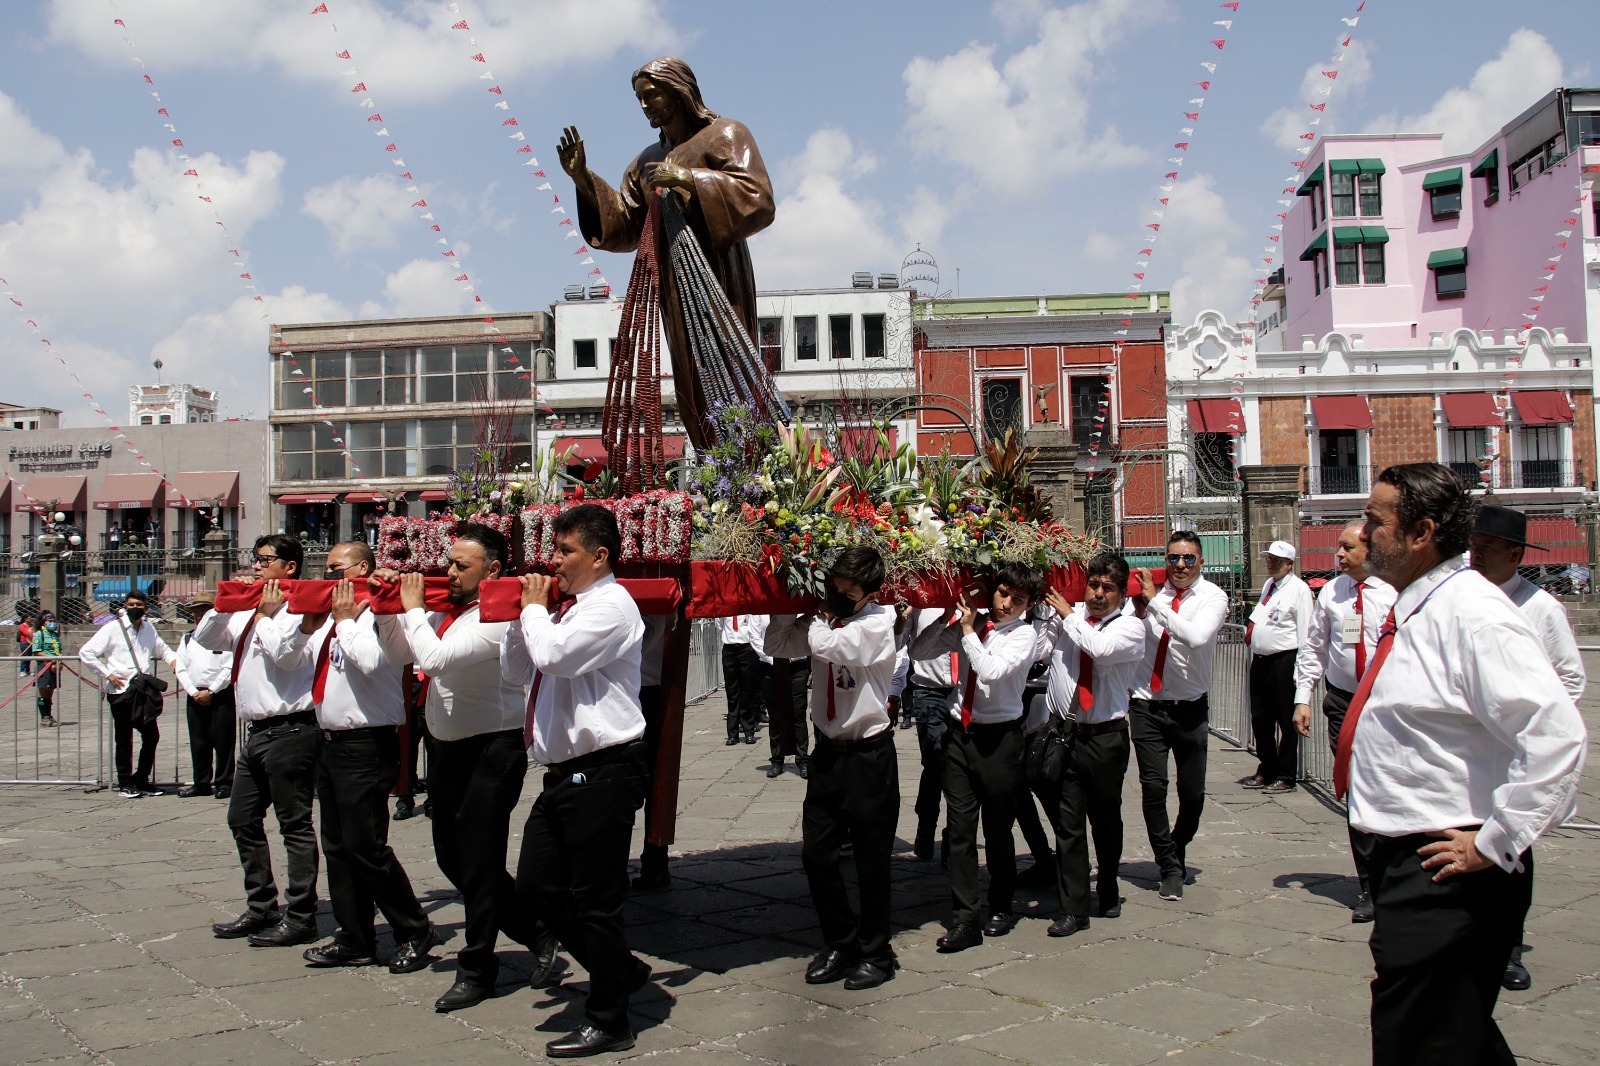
[547,739,646,778]
[812,727,895,753]
[1075,717,1130,737]
[1139,694,1208,708]
[247,709,316,733]
[951,717,1023,736]
[1252,648,1296,661]
[322,725,398,741]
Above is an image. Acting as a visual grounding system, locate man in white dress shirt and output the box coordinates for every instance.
[194,535,322,948]
[1130,532,1231,901]
[1293,521,1397,924]
[902,607,957,861]
[1245,540,1313,793]
[909,562,1042,951]
[378,522,551,1013]
[765,545,900,992]
[279,542,437,975]
[720,613,764,745]
[1467,502,1587,993]
[502,504,650,1058]
[1035,555,1148,936]
[1347,463,1586,1065]
[175,590,236,799]
[79,588,180,799]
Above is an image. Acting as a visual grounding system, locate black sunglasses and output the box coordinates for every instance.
[1166,553,1199,565]
[253,553,281,566]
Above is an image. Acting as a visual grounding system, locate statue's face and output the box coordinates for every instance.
[633,76,679,130]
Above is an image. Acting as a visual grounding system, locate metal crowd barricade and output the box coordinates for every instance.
[684,618,721,704]
[1207,623,1335,794]
[0,654,105,786]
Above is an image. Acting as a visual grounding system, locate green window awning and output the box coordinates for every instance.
[1328,159,1361,175]
[1296,164,1325,196]
[1357,158,1387,174]
[1471,149,1498,177]
[1360,225,1390,244]
[1427,247,1468,270]
[1333,226,1366,244]
[1300,231,1329,259]
[1423,167,1464,191]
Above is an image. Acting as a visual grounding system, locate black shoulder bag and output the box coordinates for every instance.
[117,620,169,726]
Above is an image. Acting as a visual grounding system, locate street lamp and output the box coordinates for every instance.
[532,347,554,483]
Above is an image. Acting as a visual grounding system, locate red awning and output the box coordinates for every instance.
[418,489,450,502]
[276,493,339,505]
[662,435,687,460]
[172,471,240,508]
[553,436,607,463]
[15,475,88,513]
[342,492,385,503]
[1513,390,1575,424]
[1440,393,1502,427]
[1187,398,1244,435]
[1310,395,1373,430]
[93,473,165,510]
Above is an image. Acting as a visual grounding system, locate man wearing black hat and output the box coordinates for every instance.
[1469,502,1586,994]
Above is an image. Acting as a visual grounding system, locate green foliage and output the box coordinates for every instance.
[978,427,1051,522]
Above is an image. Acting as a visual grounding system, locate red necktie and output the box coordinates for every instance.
[824,619,845,721]
[524,598,574,748]
[1245,579,1276,644]
[958,620,996,727]
[733,615,739,631]
[1076,616,1102,712]
[1333,607,1397,799]
[1353,581,1367,682]
[231,614,259,683]
[310,625,337,705]
[1150,587,1185,693]
[415,604,468,710]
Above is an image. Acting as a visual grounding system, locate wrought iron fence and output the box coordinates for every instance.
[686,618,720,704]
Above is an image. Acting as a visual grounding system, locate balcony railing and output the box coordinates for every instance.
[1512,458,1578,489]
[1308,464,1370,496]
[1178,464,1239,499]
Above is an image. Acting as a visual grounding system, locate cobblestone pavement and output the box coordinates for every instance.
[3,663,1598,1066]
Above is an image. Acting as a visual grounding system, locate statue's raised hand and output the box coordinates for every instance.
[558,126,586,178]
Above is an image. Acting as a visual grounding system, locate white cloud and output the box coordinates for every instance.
[302,174,417,253]
[358,258,479,319]
[897,186,958,252]
[1260,39,1375,152]
[47,0,680,103]
[1363,29,1565,153]
[0,91,71,188]
[1081,231,1121,262]
[1155,174,1256,322]
[902,0,1155,199]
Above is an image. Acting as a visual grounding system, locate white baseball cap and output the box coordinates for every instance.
[1263,539,1296,561]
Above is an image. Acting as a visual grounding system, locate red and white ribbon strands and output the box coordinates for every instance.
[104,2,372,483]
[308,1,541,411]
[1088,1,1242,462]
[439,2,610,295]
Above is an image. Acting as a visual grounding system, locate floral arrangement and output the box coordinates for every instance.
[517,491,692,567]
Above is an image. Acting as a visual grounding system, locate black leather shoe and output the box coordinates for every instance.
[725,736,739,746]
[214,788,230,800]
[795,762,808,780]
[212,909,279,939]
[982,912,1016,937]
[1351,893,1375,924]
[247,920,319,947]
[743,734,757,744]
[303,941,377,967]
[528,930,564,989]
[1097,884,1121,918]
[912,831,934,861]
[1047,914,1091,938]
[804,948,855,984]
[1503,947,1531,991]
[843,959,896,990]
[1159,871,1184,901]
[936,922,983,953]
[631,869,672,893]
[766,762,783,779]
[177,784,211,798]
[545,1025,636,1058]
[629,957,652,994]
[1240,774,1268,789]
[389,925,440,974]
[433,978,494,1012]
[393,798,415,821]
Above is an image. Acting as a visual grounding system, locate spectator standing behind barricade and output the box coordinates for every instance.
[1292,521,1397,924]
[79,589,179,798]
[1129,531,1230,900]
[910,563,1042,952]
[1344,463,1586,1065]
[30,612,61,726]
[902,607,957,863]
[392,665,429,821]
[719,614,764,746]
[174,590,236,799]
[1467,502,1587,995]
[1244,540,1312,794]
[17,610,34,675]
[764,545,900,991]
[763,618,812,780]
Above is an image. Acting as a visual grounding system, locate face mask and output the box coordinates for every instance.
[825,589,861,618]
[44,621,57,631]
[125,607,145,620]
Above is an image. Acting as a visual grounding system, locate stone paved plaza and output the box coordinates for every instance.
[2,663,1598,1066]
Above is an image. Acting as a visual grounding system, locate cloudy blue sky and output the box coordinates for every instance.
[2,0,1597,425]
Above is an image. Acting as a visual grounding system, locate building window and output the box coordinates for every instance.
[494,342,533,400]
[758,317,782,372]
[1428,248,1468,300]
[1311,250,1328,295]
[1068,375,1110,450]
[829,315,853,360]
[139,415,154,425]
[1429,184,1462,221]
[349,349,383,406]
[1357,172,1382,216]
[158,414,172,424]
[1330,172,1356,217]
[1308,187,1324,229]
[1482,166,1500,205]
[794,316,818,360]
[1518,425,1565,488]
[1447,427,1488,485]
[1334,232,1386,286]
[1361,242,1386,285]
[1334,242,1360,286]
[573,339,597,370]
[278,422,346,481]
[383,349,414,405]
[862,314,886,359]
[1318,429,1362,494]
[1193,432,1235,493]
[457,346,490,402]
[981,378,1023,444]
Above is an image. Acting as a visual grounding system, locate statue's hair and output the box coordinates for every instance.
[632,56,717,126]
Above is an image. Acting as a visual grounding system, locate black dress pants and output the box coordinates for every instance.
[637,684,669,877]
[1249,649,1298,782]
[766,658,811,766]
[518,741,648,1034]
[1130,696,1209,878]
[908,684,952,837]
[186,689,236,791]
[1057,726,1131,916]
[722,644,762,740]
[1355,831,1531,1066]
[318,727,429,953]
[801,729,899,966]
[943,720,1023,924]
[108,691,160,788]
[1322,685,1371,897]
[426,729,531,986]
[228,714,321,926]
